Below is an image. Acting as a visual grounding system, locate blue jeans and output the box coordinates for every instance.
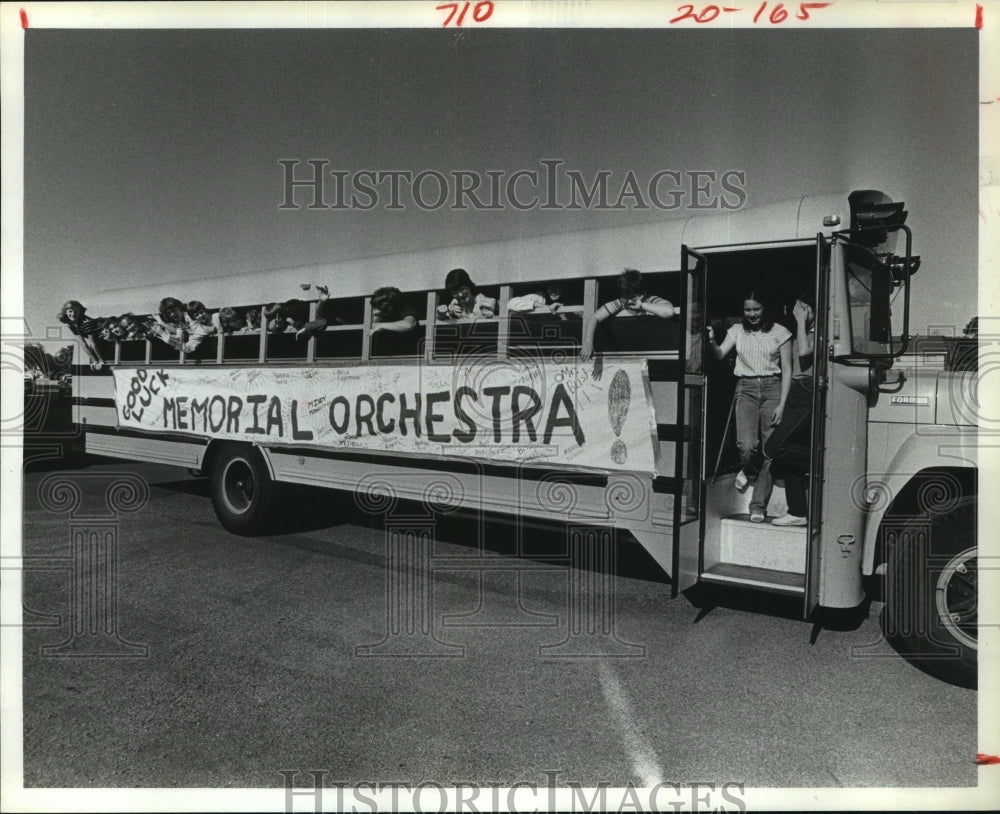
[734,376,781,514]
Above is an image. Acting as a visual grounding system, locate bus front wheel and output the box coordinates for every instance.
[210,443,275,535]
[885,496,977,689]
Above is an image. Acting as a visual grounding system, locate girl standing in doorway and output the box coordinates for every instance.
[707,291,791,522]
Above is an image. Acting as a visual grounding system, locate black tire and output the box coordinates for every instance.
[209,443,275,535]
[885,497,977,689]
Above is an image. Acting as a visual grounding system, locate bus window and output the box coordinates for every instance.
[370,324,424,359]
[434,285,500,359]
[118,338,147,363]
[265,331,308,362]
[592,270,681,356]
[315,294,366,360]
[315,327,363,360]
[369,289,425,359]
[188,334,218,362]
[148,336,180,363]
[222,332,261,362]
[506,278,583,357]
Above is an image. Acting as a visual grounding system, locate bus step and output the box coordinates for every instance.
[699,563,805,596]
[718,515,806,573]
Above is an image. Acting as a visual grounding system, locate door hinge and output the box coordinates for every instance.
[816,376,828,391]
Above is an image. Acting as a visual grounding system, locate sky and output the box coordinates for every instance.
[19,24,980,340]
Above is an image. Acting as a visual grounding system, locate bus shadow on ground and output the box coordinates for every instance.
[154,476,213,499]
[152,479,363,534]
[241,486,671,582]
[365,501,672,583]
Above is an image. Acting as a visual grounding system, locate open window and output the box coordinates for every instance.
[505,278,584,358]
[591,270,682,357]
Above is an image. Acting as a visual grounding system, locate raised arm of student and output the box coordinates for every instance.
[772,339,793,426]
[793,300,815,371]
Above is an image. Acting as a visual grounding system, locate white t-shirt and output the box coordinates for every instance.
[726,323,791,377]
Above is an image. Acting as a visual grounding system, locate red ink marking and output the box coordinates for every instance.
[472,1,493,22]
[975,4,983,30]
[796,2,831,21]
[670,4,741,24]
[436,0,493,27]
[976,753,1000,765]
[19,8,28,28]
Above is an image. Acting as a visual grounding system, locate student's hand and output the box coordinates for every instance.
[448,301,464,318]
[90,360,102,371]
[592,354,604,382]
[771,404,784,427]
[579,342,593,363]
[793,300,812,324]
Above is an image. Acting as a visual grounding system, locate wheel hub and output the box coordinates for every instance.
[935,546,977,650]
[222,459,255,515]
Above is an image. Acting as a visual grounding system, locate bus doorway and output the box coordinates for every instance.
[695,240,823,611]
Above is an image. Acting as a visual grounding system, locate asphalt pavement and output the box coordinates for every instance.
[18,460,977,790]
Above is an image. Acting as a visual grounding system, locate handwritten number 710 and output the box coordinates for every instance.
[436,1,495,27]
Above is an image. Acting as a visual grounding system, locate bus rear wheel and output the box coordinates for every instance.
[885,497,977,689]
[209,443,275,535]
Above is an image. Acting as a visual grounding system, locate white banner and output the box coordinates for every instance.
[112,360,658,474]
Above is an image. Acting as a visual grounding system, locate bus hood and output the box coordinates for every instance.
[869,368,977,428]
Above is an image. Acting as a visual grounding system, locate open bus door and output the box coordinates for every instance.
[804,233,831,617]
[671,245,708,596]
[808,234,872,615]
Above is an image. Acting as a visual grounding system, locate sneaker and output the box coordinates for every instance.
[749,510,766,523]
[771,514,807,526]
[734,471,749,492]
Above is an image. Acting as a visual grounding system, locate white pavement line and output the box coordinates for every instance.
[596,659,663,787]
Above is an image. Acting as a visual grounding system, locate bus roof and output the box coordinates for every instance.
[84,191,857,314]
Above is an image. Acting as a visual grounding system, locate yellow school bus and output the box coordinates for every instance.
[73,189,977,686]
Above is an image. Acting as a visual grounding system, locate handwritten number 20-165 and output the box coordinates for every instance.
[436,1,494,27]
[669,2,830,24]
